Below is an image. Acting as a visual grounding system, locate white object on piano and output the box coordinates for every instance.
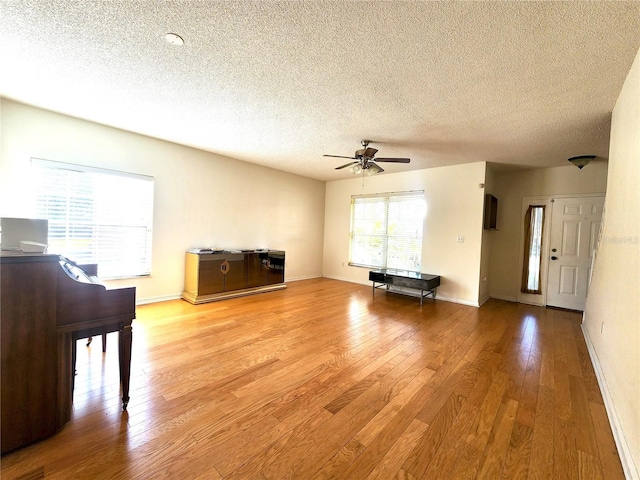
[19,241,48,253]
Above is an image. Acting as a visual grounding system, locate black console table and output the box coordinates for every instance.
[369,269,441,306]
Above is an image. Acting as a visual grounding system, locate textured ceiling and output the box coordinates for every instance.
[1,1,639,181]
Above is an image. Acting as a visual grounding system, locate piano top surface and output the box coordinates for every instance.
[0,251,59,263]
[1,251,136,326]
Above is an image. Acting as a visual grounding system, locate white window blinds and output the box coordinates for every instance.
[32,159,154,279]
[350,191,425,271]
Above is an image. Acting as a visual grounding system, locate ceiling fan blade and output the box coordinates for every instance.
[335,161,359,170]
[363,147,378,158]
[355,147,378,158]
[324,154,357,159]
[374,157,411,163]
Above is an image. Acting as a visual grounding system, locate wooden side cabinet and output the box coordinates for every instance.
[1,254,59,454]
[182,250,286,304]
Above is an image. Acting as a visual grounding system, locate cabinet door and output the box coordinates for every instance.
[266,251,285,285]
[1,259,58,453]
[198,256,224,295]
[224,253,246,291]
[246,253,266,288]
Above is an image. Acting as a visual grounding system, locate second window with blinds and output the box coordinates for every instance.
[350,191,425,271]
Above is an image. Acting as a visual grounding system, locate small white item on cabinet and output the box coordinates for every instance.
[19,241,48,253]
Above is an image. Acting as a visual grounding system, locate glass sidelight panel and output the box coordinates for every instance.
[521,205,545,294]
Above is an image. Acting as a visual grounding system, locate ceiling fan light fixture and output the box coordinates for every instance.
[568,155,595,169]
[164,32,184,46]
[366,163,383,175]
[351,164,362,174]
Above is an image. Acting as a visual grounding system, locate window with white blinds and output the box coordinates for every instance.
[32,158,154,279]
[350,191,425,271]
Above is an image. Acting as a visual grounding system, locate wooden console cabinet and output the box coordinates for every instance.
[182,250,285,304]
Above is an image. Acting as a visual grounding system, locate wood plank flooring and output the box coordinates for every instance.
[1,278,624,479]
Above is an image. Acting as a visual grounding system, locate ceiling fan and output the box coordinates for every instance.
[324,140,410,176]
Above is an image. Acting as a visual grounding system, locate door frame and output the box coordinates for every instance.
[516,193,605,307]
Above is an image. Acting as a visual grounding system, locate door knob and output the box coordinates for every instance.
[551,256,558,260]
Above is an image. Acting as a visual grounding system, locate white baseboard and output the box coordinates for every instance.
[323,274,480,307]
[285,274,323,282]
[479,295,491,306]
[488,293,518,303]
[137,294,181,305]
[322,273,367,285]
[138,278,496,309]
[434,294,479,307]
[137,275,323,305]
[581,325,639,480]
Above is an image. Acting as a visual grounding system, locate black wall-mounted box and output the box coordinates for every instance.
[484,194,498,230]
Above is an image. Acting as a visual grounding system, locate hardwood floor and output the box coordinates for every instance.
[1,278,624,479]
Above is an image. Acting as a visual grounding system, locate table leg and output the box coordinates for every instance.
[118,324,132,411]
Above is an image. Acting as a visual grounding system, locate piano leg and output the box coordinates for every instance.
[118,324,133,411]
[56,331,74,427]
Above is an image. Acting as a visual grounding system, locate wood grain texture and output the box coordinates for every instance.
[0,278,625,479]
[1,258,59,454]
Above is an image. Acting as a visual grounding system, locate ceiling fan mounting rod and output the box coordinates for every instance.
[361,139,371,147]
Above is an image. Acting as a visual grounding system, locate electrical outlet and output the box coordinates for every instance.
[456,236,464,243]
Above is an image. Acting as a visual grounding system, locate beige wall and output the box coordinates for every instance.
[0,99,326,303]
[479,163,498,304]
[323,162,487,306]
[489,163,608,301]
[583,48,640,479]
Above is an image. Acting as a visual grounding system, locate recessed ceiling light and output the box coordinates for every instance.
[164,33,184,46]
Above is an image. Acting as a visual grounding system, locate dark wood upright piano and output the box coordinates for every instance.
[0,252,135,454]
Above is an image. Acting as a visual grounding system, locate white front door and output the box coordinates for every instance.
[546,196,604,311]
